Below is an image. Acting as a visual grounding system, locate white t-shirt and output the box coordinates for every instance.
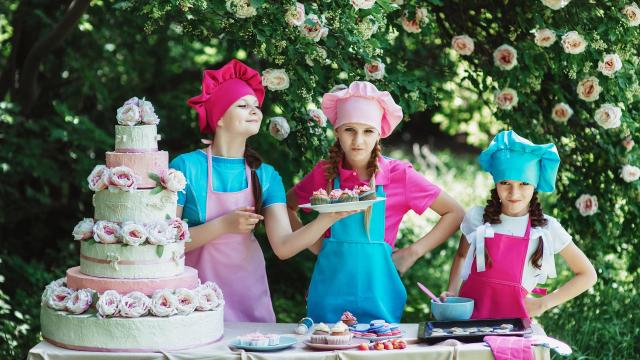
[460,205,573,292]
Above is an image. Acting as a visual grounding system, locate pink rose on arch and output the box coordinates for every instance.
[96,290,121,318]
[401,13,421,33]
[451,35,475,55]
[47,286,74,311]
[168,218,190,242]
[493,44,518,70]
[72,218,95,240]
[576,77,602,102]
[598,54,622,77]
[621,165,640,183]
[87,165,110,192]
[561,31,587,54]
[93,221,121,244]
[351,0,376,10]
[494,88,519,110]
[364,60,385,80]
[575,194,598,216]
[160,169,186,193]
[174,288,198,315]
[594,104,622,129]
[66,289,94,314]
[551,103,573,123]
[534,28,556,47]
[623,137,634,152]
[109,166,137,192]
[119,291,150,318]
[268,117,290,141]
[622,3,640,26]
[300,14,328,42]
[308,109,327,127]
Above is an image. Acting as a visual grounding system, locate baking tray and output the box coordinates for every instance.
[417,317,532,344]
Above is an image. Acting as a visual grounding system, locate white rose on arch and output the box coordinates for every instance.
[493,45,518,70]
[268,117,290,141]
[561,31,587,54]
[576,76,602,102]
[225,0,257,19]
[551,103,573,123]
[598,54,622,77]
[534,28,556,47]
[451,35,475,56]
[541,0,571,10]
[351,0,376,9]
[494,88,519,110]
[622,3,640,26]
[261,69,290,91]
[308,109,327,127]
[285,2,305,26]
[364,60,385,80]
[620,165,640,183]
[300,14,328,42]
[575,194,598,216]
[594,104,622,129]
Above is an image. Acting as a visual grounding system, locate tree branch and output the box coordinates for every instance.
[17,0,91,114]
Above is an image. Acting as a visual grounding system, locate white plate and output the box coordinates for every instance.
[299,198,386,213]
[230,336,297,351]
[303,339,362,350]
[353,330,405,341]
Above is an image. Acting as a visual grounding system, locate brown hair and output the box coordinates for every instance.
[324,139,382,234]
[244,147,263,215]
[482,188,546,269]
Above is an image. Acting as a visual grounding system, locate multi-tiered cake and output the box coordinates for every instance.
[40,97,224,352]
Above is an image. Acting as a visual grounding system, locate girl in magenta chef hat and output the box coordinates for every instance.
[171,59,354,322]
[286,81,465,323]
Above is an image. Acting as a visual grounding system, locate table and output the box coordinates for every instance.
[28,323,551,360]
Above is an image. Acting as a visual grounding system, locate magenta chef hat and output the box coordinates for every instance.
[187,59,265,134]
[321,81,403,138]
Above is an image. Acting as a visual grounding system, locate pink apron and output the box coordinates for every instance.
[185,146,276,322]
[459,220,532,319]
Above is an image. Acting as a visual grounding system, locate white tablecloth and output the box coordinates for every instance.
[28,322,551,360]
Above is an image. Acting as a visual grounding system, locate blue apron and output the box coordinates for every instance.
[306,178,407,323]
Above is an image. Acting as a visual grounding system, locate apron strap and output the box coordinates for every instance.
[461,223,494,280]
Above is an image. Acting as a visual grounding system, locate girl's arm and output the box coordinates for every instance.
[286,189,325,254]
[264,204,354,260]
[525,242,597,317]
[440,235,471,299]
[392,191,465,274]
[177,205,264,253]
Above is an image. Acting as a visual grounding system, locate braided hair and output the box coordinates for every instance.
[482,188,546,269]
[244,147,264,215]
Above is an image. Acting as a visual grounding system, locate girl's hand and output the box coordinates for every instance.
[392,245,420,276]
[524,296,549,317]
[219,206,264,234]
[439,291,457,302]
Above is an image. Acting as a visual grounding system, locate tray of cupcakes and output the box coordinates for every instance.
[299,185,384,213]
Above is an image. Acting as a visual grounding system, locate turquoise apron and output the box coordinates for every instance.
[306,178,407,323]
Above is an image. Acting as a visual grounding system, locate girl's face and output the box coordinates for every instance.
[496,180,535,217]
[217,95,262,136]
[335,122,380,165]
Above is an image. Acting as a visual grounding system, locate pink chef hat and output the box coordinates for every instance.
[187,59,265,134]
[321,81,403,138]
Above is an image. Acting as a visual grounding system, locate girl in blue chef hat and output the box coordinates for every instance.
[440,130,597,319]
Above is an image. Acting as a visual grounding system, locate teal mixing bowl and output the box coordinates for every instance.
[430,296,474,320]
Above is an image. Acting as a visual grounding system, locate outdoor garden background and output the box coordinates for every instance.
[1,0,639,358]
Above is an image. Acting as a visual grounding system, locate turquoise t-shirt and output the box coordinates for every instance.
[169,149,286,226]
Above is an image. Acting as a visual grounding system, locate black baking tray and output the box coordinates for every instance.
[418,317,532,344]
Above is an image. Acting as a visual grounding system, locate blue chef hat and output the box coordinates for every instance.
[478,130,560,192]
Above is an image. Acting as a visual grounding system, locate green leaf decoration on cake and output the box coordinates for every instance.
[156,244,164,258]
[150,186,164,195]
[148,172,161,183]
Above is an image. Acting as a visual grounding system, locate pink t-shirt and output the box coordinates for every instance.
[292,156,442,248]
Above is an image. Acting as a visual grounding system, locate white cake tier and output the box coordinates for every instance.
[66,266,200,295]
[93,188,176,223]
[105,150,168,189]
[41,305,224,352]
[114,125,159,153]
[79,242,184,279]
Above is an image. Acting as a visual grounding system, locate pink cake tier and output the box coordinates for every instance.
[66,266,199,295]
[105,151,168,189]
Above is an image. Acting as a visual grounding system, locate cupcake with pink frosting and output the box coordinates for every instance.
[329,189,343,203]
[310,188,330,205]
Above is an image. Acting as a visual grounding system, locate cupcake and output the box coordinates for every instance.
[340,311,358,326]
[310,323,330,344]
[329,189,343,203]
[327,321,353,345]
[355,185,376,200]
[310,188,330,205]
[338,189,358,203]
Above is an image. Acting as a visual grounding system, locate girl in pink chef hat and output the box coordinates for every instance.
[286,81,465,323]
[171,59,354,323]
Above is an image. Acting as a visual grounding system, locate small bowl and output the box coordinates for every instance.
[430,296,474,321]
